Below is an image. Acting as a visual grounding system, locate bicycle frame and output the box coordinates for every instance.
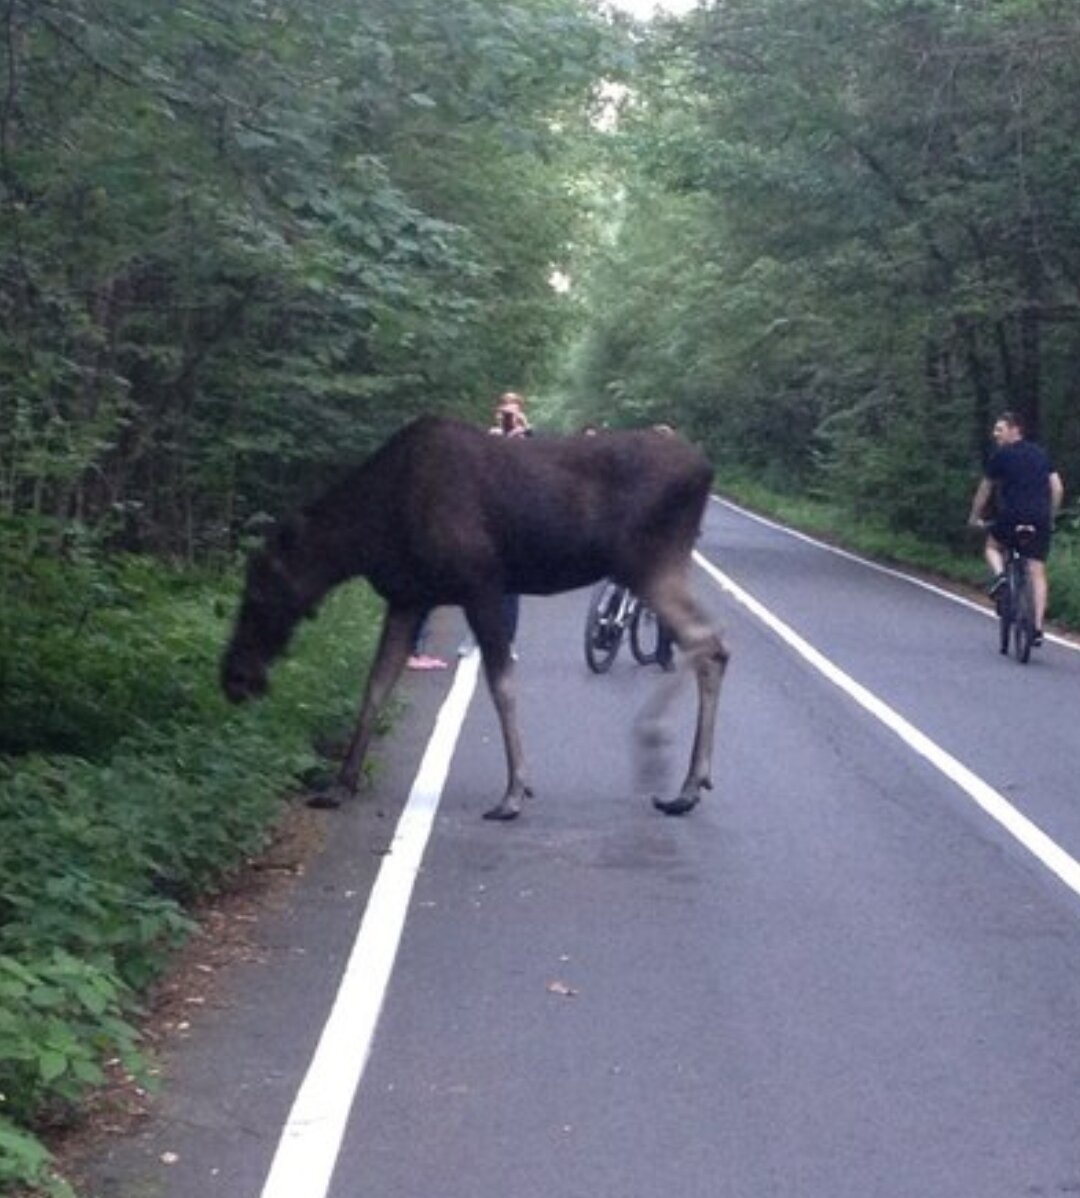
[996,525,1036,664]
[584,581,638,673]
[611,587,638,628]
[584,581,669,672]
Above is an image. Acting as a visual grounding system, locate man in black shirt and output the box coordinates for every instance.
[968,410,1064,645]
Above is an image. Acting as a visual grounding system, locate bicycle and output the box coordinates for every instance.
[583,580,672,673]
[992,523,1037,664]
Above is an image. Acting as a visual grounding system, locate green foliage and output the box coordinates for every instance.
[0,952,142,1125]
[1051,517,1080,629]
[0,3,628,1188]
[0,543,231,758]
[0,554,383,1193]
[813,393,976,544]
[0,0,617,557]
[0,1113,75,1197]
[562,0,1080,576]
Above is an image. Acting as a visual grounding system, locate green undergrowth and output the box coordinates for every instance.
[717,476,1080,632]
[0,551,382,1195]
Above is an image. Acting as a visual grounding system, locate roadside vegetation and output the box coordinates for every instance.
[0,540,382,1196]
[555,0,1080,628]
[1,0,616,1190]
[5,0,1080,1192]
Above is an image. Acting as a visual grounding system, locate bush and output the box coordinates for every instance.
[0,555,382,1194]
[0,952,142,1126]
[1050,521,1080,628]
[0,552,233,759]
[0,1113,74,1198]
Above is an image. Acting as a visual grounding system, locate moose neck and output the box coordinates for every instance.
[286,496,381,610]
[300,461,392,588]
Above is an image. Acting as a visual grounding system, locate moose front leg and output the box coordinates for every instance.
[483,664,534,820]
[309,606,420,808]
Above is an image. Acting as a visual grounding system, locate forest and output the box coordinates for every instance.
[2,1,1078,1192]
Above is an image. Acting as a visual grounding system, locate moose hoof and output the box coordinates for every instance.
[482,803,521,822]
[482,785,533,822]
[652,793,700,816]
[307,784,349,810]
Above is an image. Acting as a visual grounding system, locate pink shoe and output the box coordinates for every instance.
[407,654,449,671]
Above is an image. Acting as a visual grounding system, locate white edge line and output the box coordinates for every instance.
[694,548,1080,902]
[711,494,1079,652]
[259,651,482,1198]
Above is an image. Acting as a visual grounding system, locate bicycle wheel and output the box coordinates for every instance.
[1011,563,1034,664]
[584,581,625,673]
[997,601,1012,655]
[629,600,661,665]
[997,573,1012,655]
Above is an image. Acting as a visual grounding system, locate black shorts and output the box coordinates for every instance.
[989,520,1051,562]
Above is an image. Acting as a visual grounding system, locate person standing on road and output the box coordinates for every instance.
[461,391,530,657]
[491,392,531,647]
[968,410,1064,647]
[407,614,448,671]
[489,391,531,440]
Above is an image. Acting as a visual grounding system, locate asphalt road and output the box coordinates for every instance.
[84,498,1080,1198]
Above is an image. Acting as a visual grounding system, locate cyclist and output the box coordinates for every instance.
[968,410,1064,647]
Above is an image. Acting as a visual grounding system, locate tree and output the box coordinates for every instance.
[0,0,615,555]
[564,0,1080,534]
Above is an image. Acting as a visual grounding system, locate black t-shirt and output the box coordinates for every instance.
[986,440,1054,524]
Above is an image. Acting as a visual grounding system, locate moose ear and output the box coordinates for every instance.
[273,514,307,556]
[238,511,276,554]
[244,511,277,536]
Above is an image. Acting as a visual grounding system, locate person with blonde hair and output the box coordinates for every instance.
[490,391,531,439]
[457,391,532,659]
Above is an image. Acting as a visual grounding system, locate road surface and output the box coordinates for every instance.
[84,498,1080,1198]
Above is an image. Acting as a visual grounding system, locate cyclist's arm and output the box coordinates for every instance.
[1050,471,1064,517]
[968,477,993,527]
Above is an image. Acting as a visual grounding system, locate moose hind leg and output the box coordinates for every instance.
[655,639,727,815]
[638,577,729,815]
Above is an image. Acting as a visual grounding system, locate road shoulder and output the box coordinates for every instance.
[59,636,461,1198]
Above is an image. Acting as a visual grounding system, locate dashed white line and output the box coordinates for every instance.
[259,651,481,1198]
[694,548,1080,901]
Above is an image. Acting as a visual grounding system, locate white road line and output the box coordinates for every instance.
[260,651,481,1198]
[694,549,1080,901]
[711,495,1079,651]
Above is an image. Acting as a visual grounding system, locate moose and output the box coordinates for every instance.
[221,416,729,820]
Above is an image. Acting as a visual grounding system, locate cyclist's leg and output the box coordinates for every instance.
[985,533,1006,576]
[1028,560,1048,633]
[502,592,520,643]
[1025,525,1051,637]
[655,618,676,670]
